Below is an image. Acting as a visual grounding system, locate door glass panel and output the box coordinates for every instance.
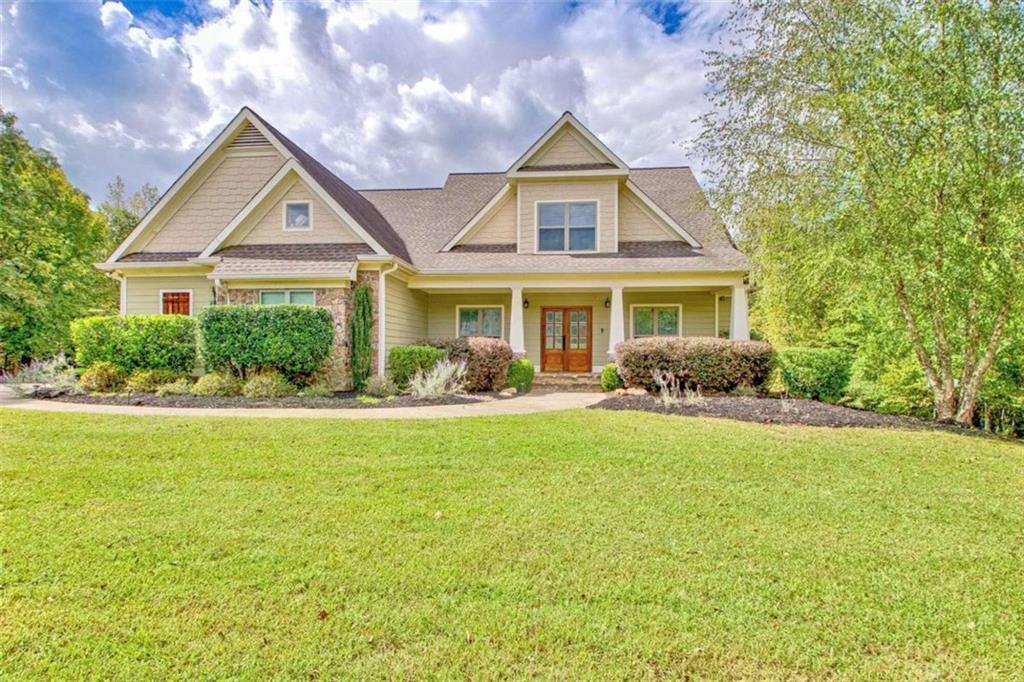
[657,307,679,336]
[545,311,563,350]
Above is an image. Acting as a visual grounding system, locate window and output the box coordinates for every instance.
[161,290,192,315]
[456,306,503,338]
[631,305,680,338]
[283,201,311,230]
[260,290,316,305]
[536,201,596,252]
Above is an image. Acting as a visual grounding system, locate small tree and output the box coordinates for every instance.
[350,285,373,391]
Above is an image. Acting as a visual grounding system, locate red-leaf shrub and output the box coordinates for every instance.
[423,337,512,392]
[615,337,773,393]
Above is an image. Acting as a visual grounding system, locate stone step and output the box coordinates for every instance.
[533,373,603,392]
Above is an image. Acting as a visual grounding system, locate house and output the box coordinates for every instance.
[98,107,750,383]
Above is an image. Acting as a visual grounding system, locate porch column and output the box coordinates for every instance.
[509,286,526,354]
[607,285,625,358]
[729,283,750,341]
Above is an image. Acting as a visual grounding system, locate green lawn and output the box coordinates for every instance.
[1,409,1022,679]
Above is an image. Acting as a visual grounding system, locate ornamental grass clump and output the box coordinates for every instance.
[388,345,446,389]
[407,359,467,399]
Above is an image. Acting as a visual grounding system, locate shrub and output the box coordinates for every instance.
[155,378,192,397]
[198,305,334,382]
[0,354,77,390]
[363,374,398,398]
[506,357,535,393]
[615,337,773,393]
[78,361,126,393]
[776,347,851,403]
[242,370,298,399]
[299,383,335,398]
[408,358,467,398]
[423,337,471,364]
[350,285,374,391]
[71,315,197,374]
[388,345,446,388]
[191,372,242,397]
[125,369,184,394]
[419,336,512,392]
[600,363,624,391]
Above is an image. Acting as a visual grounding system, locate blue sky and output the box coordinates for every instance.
[0,0,730,202]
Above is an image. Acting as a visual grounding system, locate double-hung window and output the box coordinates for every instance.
[260,290,315,306]
[457,306,503,338]
[537,201,596,252]
[632,305,680,338]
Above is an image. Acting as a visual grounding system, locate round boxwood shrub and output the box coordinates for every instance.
[191,372,242,397]
[71,315,197,374]
[776,347,851,403]
[600,363,624,391]
[78,361,126,393]
[388,344,446,389]
[242,370,298,399]
[125,369,185,394]
[615,337,773,393]
[506,357,535,393]
[198,305,334,382]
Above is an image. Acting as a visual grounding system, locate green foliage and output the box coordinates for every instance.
[847,354,933,418]
[155,378,192,398]
[0,110,116,367]
[506,357,535,393]
[242,370,298,399]
[198,305,333,382]
[600,363,624,391]
[78,362,125,393]
[190,372,242,397]
[420,337,512,392]
[97,176,159,248]
[350,285,374,391]
[299,383,335,398]
[70,315,198,374]
[363,374,397,398]
[616,337,774,393]
[125,369,185,394]
[388,344,445,389]
[776,348,851,403]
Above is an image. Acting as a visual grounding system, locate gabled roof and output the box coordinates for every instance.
[507,111,629,177]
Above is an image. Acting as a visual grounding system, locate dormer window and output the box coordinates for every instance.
[284,201,311,230]
[536,201,596,252]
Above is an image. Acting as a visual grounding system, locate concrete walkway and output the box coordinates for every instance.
[0,386,605,420]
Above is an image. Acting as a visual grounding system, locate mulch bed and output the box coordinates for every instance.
[592,394,981,433]
[42,390,499,410]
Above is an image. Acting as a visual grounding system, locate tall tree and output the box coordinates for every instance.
[98,175,159,247]
[0,110,116,368]
[697,0,1024,424]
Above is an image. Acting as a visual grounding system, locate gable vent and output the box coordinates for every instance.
[228,123,271,149]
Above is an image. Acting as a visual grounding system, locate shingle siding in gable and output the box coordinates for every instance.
[237,179,365,246]
[526,129,605,167]
[461,192,516,245]
[617,186,679,241]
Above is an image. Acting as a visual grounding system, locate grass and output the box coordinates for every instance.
[1,408,1022,679]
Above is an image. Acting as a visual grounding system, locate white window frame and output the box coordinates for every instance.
[534,200,599,254]
[159,289,194,316]
[282,201,313,231]
[258,289,316,305]
[455,305,506,339]
[629,303,683,338]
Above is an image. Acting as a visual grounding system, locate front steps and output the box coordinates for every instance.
[532,372,604,392]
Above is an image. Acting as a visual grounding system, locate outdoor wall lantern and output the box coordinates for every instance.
[523,299,530,309]
[604,297,611,308]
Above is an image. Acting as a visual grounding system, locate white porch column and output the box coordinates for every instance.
[729,283,750,341]
[509,286,526,354]
[607,285,625,358]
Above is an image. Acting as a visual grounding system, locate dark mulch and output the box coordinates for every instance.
[592,394,982,434]
[44,390,492,410]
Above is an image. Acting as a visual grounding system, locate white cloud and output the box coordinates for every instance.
[422,11,470,44]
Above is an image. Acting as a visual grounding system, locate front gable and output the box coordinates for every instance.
[507,112,628,178]
[522,128,607,168]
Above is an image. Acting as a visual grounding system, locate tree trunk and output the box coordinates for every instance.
[954,300,1011,426]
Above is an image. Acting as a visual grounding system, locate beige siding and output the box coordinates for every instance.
[522,292,610,370]
[426,293,511,340]
[623,291,718,337]
[517,180,617,253]
[144,153,283,252]
[526,129,605,167]
[462,193,516,245]
[717,296,732,337]
[618,187,678,241]
[384,275,428,353]
[237,178,364,246]
[123,275,214,316]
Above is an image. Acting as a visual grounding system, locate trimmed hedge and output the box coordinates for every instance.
[776,347,851,403]
[388,344,446,388]
[420,337,513,392]
[615,337,773,393]
[198,305,333,382]
[600,363,624,391]
[506,357,535,393]
[70,315,197,374]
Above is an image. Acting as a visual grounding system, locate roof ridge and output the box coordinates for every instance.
[630,165,692,170]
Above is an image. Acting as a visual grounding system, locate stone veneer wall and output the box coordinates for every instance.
[213,271,380,389]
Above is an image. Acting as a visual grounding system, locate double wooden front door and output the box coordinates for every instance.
[541,307,592,372]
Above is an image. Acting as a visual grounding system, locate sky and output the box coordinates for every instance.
[0,0,731,203]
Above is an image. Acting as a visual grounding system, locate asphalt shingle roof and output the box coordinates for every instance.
[209,243,373,278]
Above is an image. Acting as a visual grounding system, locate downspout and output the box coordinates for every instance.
[377,261,399,376]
